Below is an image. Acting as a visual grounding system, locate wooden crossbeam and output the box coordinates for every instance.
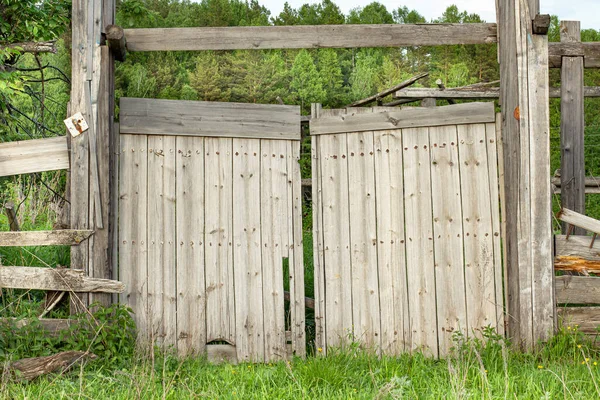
[0,266,125,293]
[555,276,600,304]
[557,307,600,334]
[394,86,600,99]
[557,208,600,235]
[0,136,69,177]
[0,230,94,247]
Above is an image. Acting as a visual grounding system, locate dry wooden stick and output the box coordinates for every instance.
[346,72,428,107]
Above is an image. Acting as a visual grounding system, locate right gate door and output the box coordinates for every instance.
[310,102,504,358]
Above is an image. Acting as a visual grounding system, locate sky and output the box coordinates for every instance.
[258,0,599,30]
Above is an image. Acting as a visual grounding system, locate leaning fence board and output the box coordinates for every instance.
[0,267,124,293]
[260,139,287,362]
[403,127,438,357]
[310,102,495,136]
[457,123,497,337]
[429,125,467,356]
[233,138,265,362]
[374,130,408,355]
[124,24,498,52]
[204,138,235,345]
[558,208,600,234]
[175,136,206,356]
[118,134,148,339]
[120,98,300,140]
[0,230,93,247]
[347,131,381,352]
[0,136,69,177]
[555,276,600,305]
[557,307,600,334]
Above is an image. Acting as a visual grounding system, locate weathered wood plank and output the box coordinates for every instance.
[118,134,148,340]
[556,276,600,305]
[457,123,498,338]
[260,139,287,362]
[558,208,600,235]
[310,102,495,136]
[528,32,554,341]
[0,137,69,177]
[549,55,600,69]
[120,98,300,140]
[206,344,237,364]
[205,138,235,345]
[374,129,408,355]
[429,125,467,356]
[233,138,264,362]
[318,133,353,349]
[555,235,600,260]
[0,266,124,293]
[549,42,600,58]
[124,24,498,52]
[0,230,93,247]
[557,307,600,334]
[394,86,600,99]
[560,21,586,235]
[7,351,96,381]
[175,136,206,356]
[402,127,437,357]
[347,131,380,353]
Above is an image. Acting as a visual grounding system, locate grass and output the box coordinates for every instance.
[3,327,600,399]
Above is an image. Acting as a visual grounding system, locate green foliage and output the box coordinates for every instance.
[290,50,326,112]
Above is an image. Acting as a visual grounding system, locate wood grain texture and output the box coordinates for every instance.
[0,266,124,293]
[310,102,495,136]
[394,86,600,99]
[557,307,600,334]
[429,125,467,356]
[176,136,206,356]
[558,208,600,234]
[347,131,380,353]
[0,230,93,247]
[0,136,69,177]
[374,130,408,355]
[555,276,600,305]
[120,98,300,140]
[555,235,600,260]
[402,127,438,357]
[233,138,264,362]
[204,138,235,345]
[124,24,498,52]
[118,134,148,340]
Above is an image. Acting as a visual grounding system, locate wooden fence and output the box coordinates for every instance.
[118,98,305,361]
[310,102,504,357]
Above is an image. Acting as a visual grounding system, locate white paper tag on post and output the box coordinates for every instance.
[64,112,89,137]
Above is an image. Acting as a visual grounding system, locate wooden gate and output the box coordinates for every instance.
[310,102,504,357]
[117,98,305,362]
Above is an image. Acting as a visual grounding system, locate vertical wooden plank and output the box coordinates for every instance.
[429,125,467,356]
[485,121,505,335]
[260,139,287,362]
[118,134,148,340]
[529,33,554,340]
[205,138,235,345]
[374,130,408,355]
[311,103,326,353]
[176,136,206,356]
[347,131,380,352]
[111,124,120,305]
[560,21,585,235]
[147,136,176,347]
[402,127,438,357]
[233,138,264,362]
[288,140,306,357]
[319,133,353,349]
[496,115,509,334]
[457,124,498,337]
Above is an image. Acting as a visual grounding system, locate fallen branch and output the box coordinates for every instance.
[1,41,57,54]
[6,351,96,381]
[346,72,428,107]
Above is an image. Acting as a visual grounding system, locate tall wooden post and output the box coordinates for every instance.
[560,21,586,234]
[70,0,116,310]
[498,0,554,349]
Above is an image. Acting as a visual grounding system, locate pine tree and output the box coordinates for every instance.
[317,49,345,107]
[289,50,326,112]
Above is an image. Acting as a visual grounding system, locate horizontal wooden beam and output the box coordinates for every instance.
[124,23,498,51]
[555,235,600,260]
[310,102,495,136]
[0,136,69,177]
[0,266,125,293]
[557,208,600,235]
[557,306,600,334]
[556,276,600,304]
[552,176,600,194]
[0,318,86,335]
[120,98,301,140]
[346,73,428,107]
[0,230,94,247]
[548,42,600,68]
[395,86,600,99]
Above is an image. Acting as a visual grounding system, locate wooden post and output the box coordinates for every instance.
[4,202,20,232]
[560,21,586,235]
[70,0,116,311]
[498,0,554,349]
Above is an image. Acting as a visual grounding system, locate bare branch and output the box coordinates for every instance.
[1,41,57,54]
